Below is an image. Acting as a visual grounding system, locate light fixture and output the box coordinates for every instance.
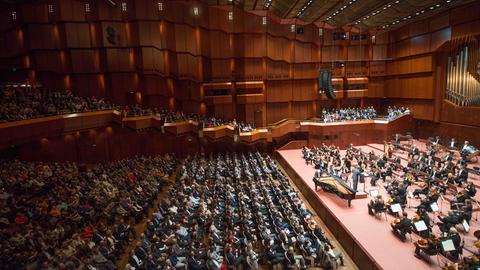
[11,11,17,20]
[158,2,163,11]
[228,11,233,21]
[193,6,199,16]
[262,16,267,25]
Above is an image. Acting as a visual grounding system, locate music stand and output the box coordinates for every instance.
[441,239,456,252]
[462,219,470,233]
[408,190,414,208]
[390,203,402,213]
[414,220,428,232]
[369,189,379,198]
[430,202,439,212]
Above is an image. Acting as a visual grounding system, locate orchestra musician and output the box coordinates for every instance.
[456,165,469,185]
[432,136,441,146]
[391,212,412,241]
[412,208,432,238]
[408,144,420,159]
[414,234,441,259]
[449,138,457,149]
[368,194,385,216]
[369,166,381,187]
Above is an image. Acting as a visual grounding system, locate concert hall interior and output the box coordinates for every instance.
[1,0,480,269]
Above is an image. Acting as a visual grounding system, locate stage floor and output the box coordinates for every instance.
[277,146,480,270]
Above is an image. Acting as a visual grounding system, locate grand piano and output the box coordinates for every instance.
[313,174,359,207]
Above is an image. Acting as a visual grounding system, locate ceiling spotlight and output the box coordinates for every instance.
[395,0,399,3]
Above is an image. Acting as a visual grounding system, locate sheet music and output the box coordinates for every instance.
[441,239,456,252]
[414,220,428,232]
[390,203,402,213]
[369,189,379,197]
[462,219,470,233]
[430,202,439,212]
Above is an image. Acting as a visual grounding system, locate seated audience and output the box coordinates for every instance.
[0,85,114,122]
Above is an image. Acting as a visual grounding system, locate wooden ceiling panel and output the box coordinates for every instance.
[204,0,476,30]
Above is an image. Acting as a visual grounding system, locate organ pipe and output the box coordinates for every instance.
[446,40,480,106]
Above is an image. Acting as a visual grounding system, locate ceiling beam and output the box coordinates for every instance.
[283,0,301,18]
[312,0,343,23]
[347,0,398,27]
[252,0,259,10]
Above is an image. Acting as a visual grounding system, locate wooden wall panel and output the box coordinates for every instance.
[71,74,103,98]
[137,21,162,48]
[266,80,292,102]
[386,55,432,75]
[58,0,86,22]
[385,76,433,99]
[105,48,134,72]
[372,45,387,60]
[235,58,263,81]
[321,46,346,62]
[267,35,291,62]
[210,31,231,58]
[266,102,290,124]
[33,51,63,73]
[140,47,165,73]
[294,42,312,63]
[0,30,24,57]
[347,45,368,60]
[293,63,317,79]
[368,77,384,98]
[292,80,316,101]
[64,23,91,48]
[143,75,169,96]
[70,49,98,73]
[292,101,313,119]
[107,73,138,104]
[430,28,451,51]
[133,0,160,20]
[22,3,49,23]
[28,24,56,50]
[209,59,231,81]
[266,60,290,80]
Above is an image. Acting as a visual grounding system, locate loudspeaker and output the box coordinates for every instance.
[318,69,335,99]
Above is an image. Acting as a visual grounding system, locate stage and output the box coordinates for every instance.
[277,144,480,270]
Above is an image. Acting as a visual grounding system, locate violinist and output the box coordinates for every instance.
[448,138,456,149]
[456,165,469,185]
[368,195,385,216]
[444,227,462,261]
[408,144,420,159]
[413,208,432,237]
[391,212,412,241]
[381,164,393,182]
[413,182,429,198]
[465,182,477,198]
[451,190,469,210]
[415,234,441,259]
